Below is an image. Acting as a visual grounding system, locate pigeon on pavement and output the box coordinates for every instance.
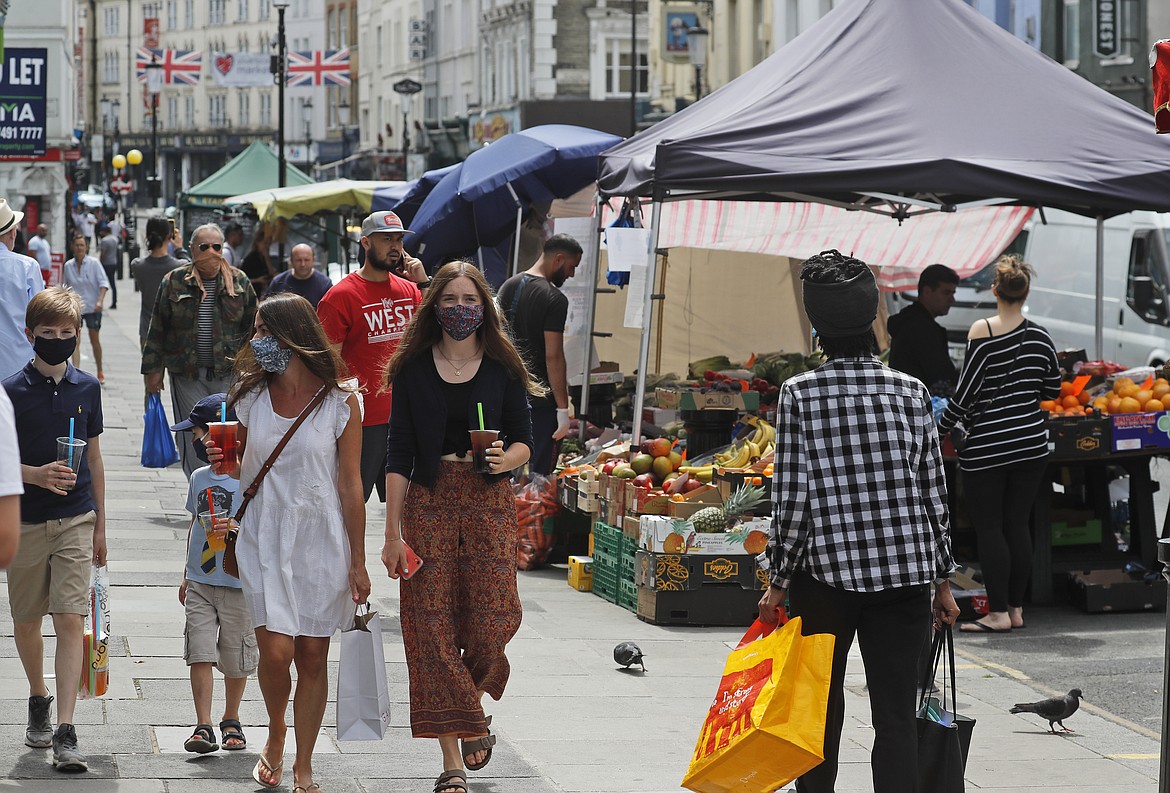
[614,642,646,672]
[1010,689,1083,733]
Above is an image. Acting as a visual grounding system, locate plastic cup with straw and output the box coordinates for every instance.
[469,402,499,474]
[200,487,226,553]
[56,417,85,492]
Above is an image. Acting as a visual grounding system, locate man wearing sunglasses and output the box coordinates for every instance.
[141,224,258,477]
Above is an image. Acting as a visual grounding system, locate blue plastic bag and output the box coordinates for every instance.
[141,393,180,468]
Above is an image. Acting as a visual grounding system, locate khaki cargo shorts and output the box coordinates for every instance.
[183,581,258,678]
[7,511,95,622]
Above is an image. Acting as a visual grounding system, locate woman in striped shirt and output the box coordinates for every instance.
[939,255,1061,633]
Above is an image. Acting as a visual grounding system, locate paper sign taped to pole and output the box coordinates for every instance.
[606,227,650,273]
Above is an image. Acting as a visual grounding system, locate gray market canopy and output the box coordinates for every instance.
[598,0,1170,219]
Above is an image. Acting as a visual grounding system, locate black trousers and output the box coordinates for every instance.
[789,572,930,793]
[102,264,118,307]
[962,458,1048,613]
[361,423,388,503]
[529,402,557,476]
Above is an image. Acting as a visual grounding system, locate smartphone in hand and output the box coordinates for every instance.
[398,541,424,580]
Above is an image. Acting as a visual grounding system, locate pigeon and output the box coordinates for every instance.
[613,642,646,671]
[1010,689,1083,733]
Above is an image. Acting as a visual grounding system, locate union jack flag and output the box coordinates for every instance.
[287,49,351,87]
[135,47,204,86]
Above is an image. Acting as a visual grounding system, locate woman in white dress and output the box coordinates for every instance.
[210,292,370,793]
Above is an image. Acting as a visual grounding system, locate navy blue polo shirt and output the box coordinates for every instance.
[2,361,104,523]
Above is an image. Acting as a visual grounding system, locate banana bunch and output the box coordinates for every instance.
[748,419,775,449]
[680,419,778,480]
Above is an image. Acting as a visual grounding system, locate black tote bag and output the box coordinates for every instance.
[917,625,975,792]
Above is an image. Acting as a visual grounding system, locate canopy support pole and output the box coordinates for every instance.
[579,193,605,441]
[1096,214,1105,360]
[631,200,663,446]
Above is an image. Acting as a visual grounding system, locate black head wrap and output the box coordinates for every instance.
[800,250,878,338]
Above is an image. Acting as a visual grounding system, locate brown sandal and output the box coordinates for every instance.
[434,770,468,793]
[461,715,496,771]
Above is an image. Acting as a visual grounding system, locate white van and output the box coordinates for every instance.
[888,209,1170,368]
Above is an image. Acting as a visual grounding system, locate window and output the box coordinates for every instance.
[259,0,269,20]
[237,0,248,21]
[102,52,120,84]
[376,25,383,61]
[210,94,228,126]
[103,7,120,36]
[143,3,162,20]
[185,0,195,27]
[327,9,337,48]
[167,96,179,130]
[210,0,226,25]
[185,95,196,128]
[238,91,250,126]
[260,92,272,127]
[1127,231,1170,325]
[604,39,648,97]
[339,4,349,49]
[166,0,177,28]
[1062,0,1081,66]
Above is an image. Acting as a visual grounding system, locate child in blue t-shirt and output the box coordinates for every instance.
[171,394,256,754]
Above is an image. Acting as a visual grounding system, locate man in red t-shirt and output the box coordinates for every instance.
[317,211,427,502]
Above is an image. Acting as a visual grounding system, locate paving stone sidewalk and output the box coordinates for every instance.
[0,274,1163,792]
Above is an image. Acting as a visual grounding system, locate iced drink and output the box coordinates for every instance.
[56,437,87,491]
[469,429,500,473]
[198,511,227,553]
[207,421,240,477]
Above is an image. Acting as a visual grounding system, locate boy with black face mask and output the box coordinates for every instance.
[2,287,107,773]
[169,393,255,756]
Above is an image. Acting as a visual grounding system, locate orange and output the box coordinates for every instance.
[1092,396,1109,411]
[1039,400,1058,412]
[1059,381,1076,397]
[1116,377,1135,391]
[1146,399,1166,413]
[1162,393,1170,410]
[1120,396,1143,414]
[1136,389,1154,405]
[1061,395,1080,409]
[1118,384,1140,400]
[1077,390,1091,405]
[1108,397,1122,414]
[1153,383,1170,400]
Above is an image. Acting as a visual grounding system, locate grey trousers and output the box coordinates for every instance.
[170,373,231,479]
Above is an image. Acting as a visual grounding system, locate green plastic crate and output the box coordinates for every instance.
[618,577,638,612]
[593,561,619,603]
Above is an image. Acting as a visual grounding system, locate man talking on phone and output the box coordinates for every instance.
[317,211,428,503]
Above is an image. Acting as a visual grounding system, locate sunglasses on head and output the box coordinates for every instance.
[197,242,224,252]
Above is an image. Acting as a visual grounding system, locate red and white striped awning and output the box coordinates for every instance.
[647,200,1033,292]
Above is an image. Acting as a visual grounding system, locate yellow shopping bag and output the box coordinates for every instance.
[682,610,835,793]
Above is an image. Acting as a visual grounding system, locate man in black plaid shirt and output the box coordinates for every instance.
[759,250,959,793]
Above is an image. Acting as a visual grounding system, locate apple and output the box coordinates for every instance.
[630,453,654,475]
[683,478,706,493]
[667,473,690,494]
[632,473,655,490]
[601,459,621,476]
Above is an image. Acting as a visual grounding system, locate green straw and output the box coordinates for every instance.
[477,402,485,431]
[221,401,227,422]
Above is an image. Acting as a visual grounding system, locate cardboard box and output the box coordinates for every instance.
[638,515,771,555]
[656,387,761,412]
[1111,412,1170,452]
[568,556,593,591]
[1047,416,1111,458]
[577,491,599,514]
[1069,569,1167,613]
[634,549,766,591]
[636,585,760,626]
[642,407,681,426]
[1052,519,1103,547]
[624,481,670,515]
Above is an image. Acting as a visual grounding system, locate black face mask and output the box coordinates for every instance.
[193,437,210,465]
[33,336,76,366]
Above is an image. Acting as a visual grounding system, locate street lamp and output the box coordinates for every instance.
[99,97,110,186]
[272,0,290,189]
[400,93,412,155]
[687,26,709,100]
[301,99,313,174]
[337,96,350,177]
[145,56,163,203]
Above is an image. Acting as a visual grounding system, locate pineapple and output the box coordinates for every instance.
[691,484,768,533]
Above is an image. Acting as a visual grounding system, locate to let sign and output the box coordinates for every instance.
[1094,0,1120,59]
[0,49,48,158]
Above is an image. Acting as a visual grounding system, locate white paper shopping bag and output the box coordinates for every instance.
[336,604,391,741]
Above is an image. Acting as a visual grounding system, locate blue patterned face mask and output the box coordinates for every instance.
[250,335,292,374]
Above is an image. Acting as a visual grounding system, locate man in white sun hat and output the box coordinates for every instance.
[317,211,428,503]
[0,199,45,379]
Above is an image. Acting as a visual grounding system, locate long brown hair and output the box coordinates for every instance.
[383,260,546,397]
[228,292,354,407]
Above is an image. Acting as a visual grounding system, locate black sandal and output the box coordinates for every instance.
[183,724,219,754]
[219,718,246,750]
[434,770,468,793]
[461,715,496,771]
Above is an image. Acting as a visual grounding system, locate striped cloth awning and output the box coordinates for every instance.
[648,201,1034,292]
